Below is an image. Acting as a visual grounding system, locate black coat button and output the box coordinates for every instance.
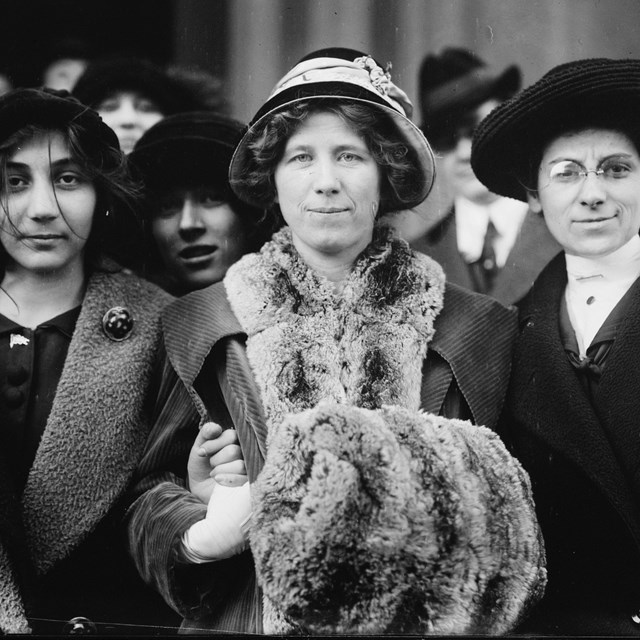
[6,365,28,386]
[3,387,24,408]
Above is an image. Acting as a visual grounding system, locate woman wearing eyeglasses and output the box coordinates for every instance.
[472,58,640,636]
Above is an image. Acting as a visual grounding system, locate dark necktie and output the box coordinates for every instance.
[468,219,499,294]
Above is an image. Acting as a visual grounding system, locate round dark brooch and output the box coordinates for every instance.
[102,306,134,341]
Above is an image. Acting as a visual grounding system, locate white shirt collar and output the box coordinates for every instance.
[455,196,529,267]
[565,234,640,357]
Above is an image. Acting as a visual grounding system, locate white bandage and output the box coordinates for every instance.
[182,482,252,563]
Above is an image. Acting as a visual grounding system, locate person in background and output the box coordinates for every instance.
[73,56,199,154]
[124,48,544,635]
[472,57,640,635]
[41,38,93,92]
[129,111,273,295]
[408,47,560,305]
[0,88,177,634]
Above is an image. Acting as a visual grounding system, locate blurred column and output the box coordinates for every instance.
[227,0,287,122]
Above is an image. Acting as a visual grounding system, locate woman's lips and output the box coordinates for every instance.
[179,244,217,264]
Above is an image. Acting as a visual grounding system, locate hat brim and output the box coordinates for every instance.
[421,64,521,131]
[229,81,436,210]
[471,58,640,201]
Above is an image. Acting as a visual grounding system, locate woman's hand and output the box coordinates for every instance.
[187,422,247,504]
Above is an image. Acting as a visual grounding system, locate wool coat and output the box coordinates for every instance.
[125,264,521,633]
[503,252,640,636]
[0,268,178,635]
[412,207,561,305]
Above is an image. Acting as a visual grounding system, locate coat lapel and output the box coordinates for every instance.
[429,283,517,429]
[593,276,640,500]
[514,255,640,542]
[22,271,168,574]
[163,283,268,477]
[413,209,475,292]
[491,211,562,305]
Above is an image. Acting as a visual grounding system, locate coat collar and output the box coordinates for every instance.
[515,254,640,541]
[431,283,516,429]
[164,279,515,433]
[21,270,169,574]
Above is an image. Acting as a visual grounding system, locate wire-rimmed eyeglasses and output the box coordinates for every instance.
[542,156,635,187]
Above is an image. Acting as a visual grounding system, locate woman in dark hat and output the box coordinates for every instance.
[129,112,272,296]
[125,48,545,635]
[472,57,640,635]
[73,56,199,154]
[0,87,178,634]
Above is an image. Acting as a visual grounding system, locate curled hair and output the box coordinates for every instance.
[0,121,143,277]
[231,99,426,218]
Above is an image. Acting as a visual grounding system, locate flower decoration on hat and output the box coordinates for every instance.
[102,306,134,341]
[353,55,392,96]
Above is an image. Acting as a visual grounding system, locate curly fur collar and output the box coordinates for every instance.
[224,226,445,438]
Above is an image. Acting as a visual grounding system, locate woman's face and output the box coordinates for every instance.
[528,128,640,258]
[97,90,164,154]
[151,187,248,292]
[274,111,381,265]
[0,131,96,277]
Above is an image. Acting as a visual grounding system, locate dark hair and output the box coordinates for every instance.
[230,99,427,219]
[0,121,142,277]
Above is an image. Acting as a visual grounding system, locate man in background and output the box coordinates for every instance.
[410,47,560,304]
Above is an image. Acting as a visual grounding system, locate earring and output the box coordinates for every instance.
[105,209,111,217]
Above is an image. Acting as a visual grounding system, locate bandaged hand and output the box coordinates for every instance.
[182,480,252,563]
[187,422,247,505]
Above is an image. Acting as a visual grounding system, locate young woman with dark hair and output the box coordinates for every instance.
[0,88,177,634]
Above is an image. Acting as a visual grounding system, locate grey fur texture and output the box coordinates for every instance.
[251,402,546,635]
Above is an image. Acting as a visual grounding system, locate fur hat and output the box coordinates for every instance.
[418,47,520,148]
[250,401,546,635]
[471,57,640,201]
[229,47,435,209]
[73,56,199,115]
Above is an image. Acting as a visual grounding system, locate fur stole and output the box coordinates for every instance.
[224,225,446,436]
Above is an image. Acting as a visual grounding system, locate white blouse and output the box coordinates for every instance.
[565,234,640,357]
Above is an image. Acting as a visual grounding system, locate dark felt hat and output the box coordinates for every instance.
[418,47,520,141]
[130,111,247,189]
[229,47,435,209]
[471,57,640,202]
[0,86,119,149]
[73,56,199,115]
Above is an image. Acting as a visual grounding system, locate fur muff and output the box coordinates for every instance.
[250,401,546,635]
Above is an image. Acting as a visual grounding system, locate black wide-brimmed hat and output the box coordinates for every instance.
[418,47,520,140]
[471,57,640,202]
[130,111,247,191]
[229,47,436,209]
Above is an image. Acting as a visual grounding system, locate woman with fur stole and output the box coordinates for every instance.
[125,48,545,635]
[0,88,177,634]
